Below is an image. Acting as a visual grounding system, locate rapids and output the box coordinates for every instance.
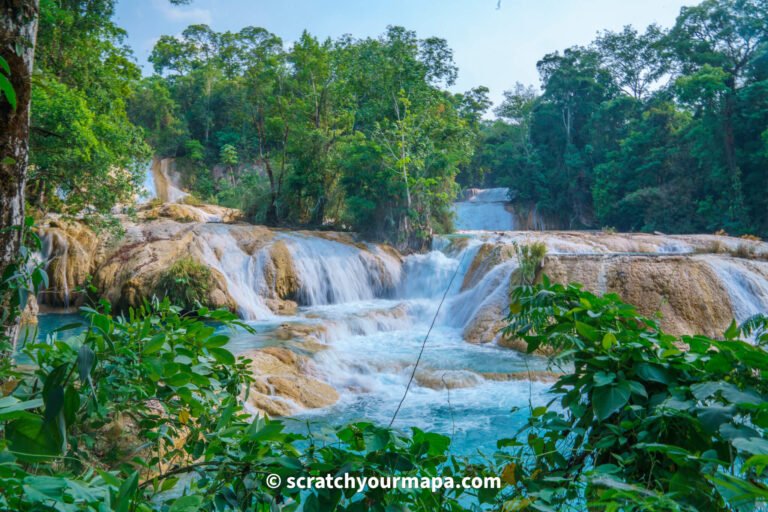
[32,185,768,454]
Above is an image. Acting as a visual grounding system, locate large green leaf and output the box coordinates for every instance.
[208,347,235,365]
[592,381,631,421]
[733,437,768,456]
[6,416,63,462]
[169,494,203,512]
[0,397,44,421]
[634,363,669,384]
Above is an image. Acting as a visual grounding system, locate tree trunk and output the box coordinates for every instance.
[1,0,39,345]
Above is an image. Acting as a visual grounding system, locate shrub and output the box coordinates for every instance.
[180,194,204,206]
[513,241,547,285]
[500,278,768,511]
[732,243,755,259]
[154,257,213,310]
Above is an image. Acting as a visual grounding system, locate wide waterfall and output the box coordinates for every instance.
[32,176,768,454]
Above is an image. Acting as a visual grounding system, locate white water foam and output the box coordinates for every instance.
[706,256,768,323]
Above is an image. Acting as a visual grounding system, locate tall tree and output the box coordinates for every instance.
[669,0,768,230]
[0,0,39,340]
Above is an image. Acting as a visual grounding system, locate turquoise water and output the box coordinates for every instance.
[20,313,87,343]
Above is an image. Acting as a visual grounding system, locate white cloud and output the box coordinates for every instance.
[152,0,212,25]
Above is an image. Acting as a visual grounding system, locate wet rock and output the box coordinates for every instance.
[243,347,338,416]
[267,240,300,300]
[461,243,515,291]
[542,255,736,337]
[139,203,242,224]
[37,218,102,307]
[415,369,484,389]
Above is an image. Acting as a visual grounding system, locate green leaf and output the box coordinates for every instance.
[697,406,735,434]
[0,397,43,421]
[733,437,768,456]
[77,344,96,382]
[575,321,598,341]
[169,494,203,512]
[743,454,768,475]
[31,267,49,292]
[143,333,166,354]
[208,347,235,365]
[63,385,80,426]
[593,371,616,387]
[592,381,631,421]
[634,363,669,384]
[0,74,16,110]
[203,334,229,348]
[724,320,739,340]
[601,332,617,350]
[115,471,138,512]
[6,417,63,462]
[0,56,10,75]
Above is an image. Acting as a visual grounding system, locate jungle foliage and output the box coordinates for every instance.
[128,25,486,248]
[467,0,768,236]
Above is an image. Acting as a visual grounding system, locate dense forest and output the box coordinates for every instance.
[1,0,768,511]
[469,1,768,235]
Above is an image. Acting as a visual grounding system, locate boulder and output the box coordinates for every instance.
[243,347,338,416]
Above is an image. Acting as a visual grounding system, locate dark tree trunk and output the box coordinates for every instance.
[1,0,39,343]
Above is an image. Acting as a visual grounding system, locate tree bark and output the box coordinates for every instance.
[1,0,39,343]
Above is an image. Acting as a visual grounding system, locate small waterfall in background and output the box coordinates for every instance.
[137,161,157,204]
[152,158,188,203]
[453,187,516,231]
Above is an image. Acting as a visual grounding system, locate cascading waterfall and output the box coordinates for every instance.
[37,230,71,308]
[705,256,768,323]
[281,234,401,305]
[453,187,516,232]
[196,227,275,320]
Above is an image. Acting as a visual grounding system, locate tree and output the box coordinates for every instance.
[595,25,668,99]
[0,1,39,340]
[668,0,768,231]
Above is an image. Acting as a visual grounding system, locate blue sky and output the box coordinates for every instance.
[115,0,697,109]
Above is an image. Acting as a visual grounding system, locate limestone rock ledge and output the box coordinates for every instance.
[243,347,338,417]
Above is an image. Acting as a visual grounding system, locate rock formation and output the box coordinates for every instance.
[243,347,338,416]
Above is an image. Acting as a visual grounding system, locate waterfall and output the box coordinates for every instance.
[453,187,515,232]
[194,228,404,319]
[152,158,188,203]
[196,227,275,320]
[137,161,157,203]
[282,234,401,305]
[706,256,768,323]
[37,230,70,308]
[441,259,518,329]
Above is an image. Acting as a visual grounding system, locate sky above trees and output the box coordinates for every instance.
[115,0,697,109]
